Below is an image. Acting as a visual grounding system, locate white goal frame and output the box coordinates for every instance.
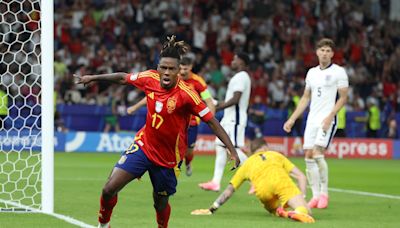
[41,0,54,214]
[0,0,54,213]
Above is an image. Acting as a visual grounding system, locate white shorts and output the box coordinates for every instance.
[303,121,337,150]
[215,123,245,148]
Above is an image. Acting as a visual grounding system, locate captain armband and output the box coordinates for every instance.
[200,90,212,100]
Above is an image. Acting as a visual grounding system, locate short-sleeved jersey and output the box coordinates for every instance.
[184,72,209,126]
[230,151,295,199]
[220,71,251,126]
[305,63,349,124]
[125,70,214,168]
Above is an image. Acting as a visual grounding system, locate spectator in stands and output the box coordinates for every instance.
[248,95,268,139]
[286,88,303,137]
[103,88,121,133]
[53,0,400,137]
[335,107,347,138]
[366,99,381,138]
[54,111,68,132]
[268,73,285,109]
[0,85,8,130]
[387,118,398,139]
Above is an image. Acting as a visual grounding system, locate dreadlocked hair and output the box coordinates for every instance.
[160,35,189,60]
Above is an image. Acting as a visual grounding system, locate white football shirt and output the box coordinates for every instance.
[220,71,251,126]
[305,63,349,124]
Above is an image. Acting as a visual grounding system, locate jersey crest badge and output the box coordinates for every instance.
[155,101,163,113]
[325,75,332,82]
[167,97,177,114]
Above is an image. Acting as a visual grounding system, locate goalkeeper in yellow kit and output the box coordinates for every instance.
[191,137,315,223]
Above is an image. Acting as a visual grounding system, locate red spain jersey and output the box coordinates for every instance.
[125,70,214,168]
[183,72,209,126]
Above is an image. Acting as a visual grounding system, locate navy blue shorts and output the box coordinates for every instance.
[115,145,179,196]
[187,125,198,149]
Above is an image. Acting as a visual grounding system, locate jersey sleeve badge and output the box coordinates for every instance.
[130,73,139,81]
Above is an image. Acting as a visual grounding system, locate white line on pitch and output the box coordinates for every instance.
[329,187,400,200]
[0,199,96,228]
[45,212,96,228]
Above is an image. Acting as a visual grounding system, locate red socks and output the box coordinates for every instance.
[99,195,171,227]
[156,203,171,228]
[98,195,118,224]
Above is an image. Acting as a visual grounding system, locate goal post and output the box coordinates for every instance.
[0,0,54,213]
[41,0,54,214]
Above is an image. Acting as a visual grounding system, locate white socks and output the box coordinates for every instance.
[314,155,329,195]
[211,145,247,185]
[305,155,329,198]
[211,145,227,184]
[305,158,320,199]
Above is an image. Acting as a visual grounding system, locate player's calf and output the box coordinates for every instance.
[98,195,117,226]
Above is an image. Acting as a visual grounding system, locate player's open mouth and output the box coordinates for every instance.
[162,77,171,85]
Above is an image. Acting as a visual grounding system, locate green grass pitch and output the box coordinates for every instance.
[1,153,400,227]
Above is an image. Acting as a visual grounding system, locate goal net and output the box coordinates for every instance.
[0,0,53,212]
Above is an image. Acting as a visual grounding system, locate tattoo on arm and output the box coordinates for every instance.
[214,184,235,207]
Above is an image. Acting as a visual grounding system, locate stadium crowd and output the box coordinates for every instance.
[50,0,399,137]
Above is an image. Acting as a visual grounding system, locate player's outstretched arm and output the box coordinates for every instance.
[283,89,311,133]
[191,184,235,215]
[203,97,216,114]
[199,89,216,114]
[74,73,128,86]
[206,118,240,169]
[127,97,147,115]
[290,167,307,197]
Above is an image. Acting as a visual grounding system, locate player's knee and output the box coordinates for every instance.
[102,185,117,198]
[304,150,313,159]
[153,194,169,211]
[312,146,324,156]
[154,202,168,211]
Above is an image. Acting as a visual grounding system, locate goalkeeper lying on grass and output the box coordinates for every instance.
[191,137,315,223]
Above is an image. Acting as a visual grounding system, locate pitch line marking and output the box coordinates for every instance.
[45,212,96,228]
[0,199,96,228]
[329,187,400,200]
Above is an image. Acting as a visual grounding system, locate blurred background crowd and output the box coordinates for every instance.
[1,0,400,137]
[51,0,400,111]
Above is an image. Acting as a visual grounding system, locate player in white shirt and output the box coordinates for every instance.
[199,53,251,192]
[283,38,349,209]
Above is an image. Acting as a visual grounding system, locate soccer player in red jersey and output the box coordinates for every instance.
[179,57,215,176]
[127,56,215,176]
[75,36,239,228]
